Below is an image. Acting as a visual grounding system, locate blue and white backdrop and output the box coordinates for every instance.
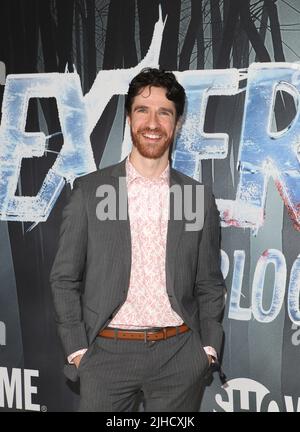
[0,0,300,412]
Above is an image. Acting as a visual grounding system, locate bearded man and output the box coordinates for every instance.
[50,68,225,412]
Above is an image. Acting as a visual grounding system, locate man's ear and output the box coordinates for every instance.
[175,116,183,134]
[127,114,131,127]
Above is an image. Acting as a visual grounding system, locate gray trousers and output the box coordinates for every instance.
[77,329,210,412]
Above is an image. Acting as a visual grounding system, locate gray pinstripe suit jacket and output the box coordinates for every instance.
[50,158,225,382]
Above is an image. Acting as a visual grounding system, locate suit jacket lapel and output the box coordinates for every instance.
[166,168,185,296]
[110,159,132,279]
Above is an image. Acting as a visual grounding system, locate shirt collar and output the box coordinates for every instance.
[126,156,170,185]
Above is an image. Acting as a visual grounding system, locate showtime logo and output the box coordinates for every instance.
[214,378,300,412]
[0,367,40,411]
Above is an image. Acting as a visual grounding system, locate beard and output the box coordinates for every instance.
[130,127,174,159]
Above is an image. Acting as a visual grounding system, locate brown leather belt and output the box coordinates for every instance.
[98,323,189,341]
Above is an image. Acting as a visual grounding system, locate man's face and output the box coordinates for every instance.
[127,85,178,159]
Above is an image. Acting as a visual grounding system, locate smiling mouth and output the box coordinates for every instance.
[142,133,162,140]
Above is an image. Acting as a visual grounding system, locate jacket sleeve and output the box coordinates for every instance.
[50,178,88,358]
[195,189,226,357]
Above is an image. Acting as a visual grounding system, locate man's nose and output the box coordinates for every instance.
[146,111,159,129]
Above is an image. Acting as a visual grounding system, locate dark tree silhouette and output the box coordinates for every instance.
[233,21,249,67]
[159,0,181,70]
[255,0,268,61]
[85,0,97,89]
[179,0,203,70]
[215,0,240,68]
[210,0,223,67]
[137,0,160,58]
[196,2,205,69]
[265,0,284,61]
[56,0,75,71]
[39,1,59,72]
[216,0,271,68]
[103,0,137,69]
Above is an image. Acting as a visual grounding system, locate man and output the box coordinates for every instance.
[50,68,225,412]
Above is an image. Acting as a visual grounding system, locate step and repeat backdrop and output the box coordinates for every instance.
[0,0,300,412]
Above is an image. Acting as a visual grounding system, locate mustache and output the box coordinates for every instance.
[138,127,165,135]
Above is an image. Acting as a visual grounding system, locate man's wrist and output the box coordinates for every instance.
[68,348,88,364]
[203,346,217,362]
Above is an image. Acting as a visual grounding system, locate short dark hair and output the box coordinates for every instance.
[125,68,186,119]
